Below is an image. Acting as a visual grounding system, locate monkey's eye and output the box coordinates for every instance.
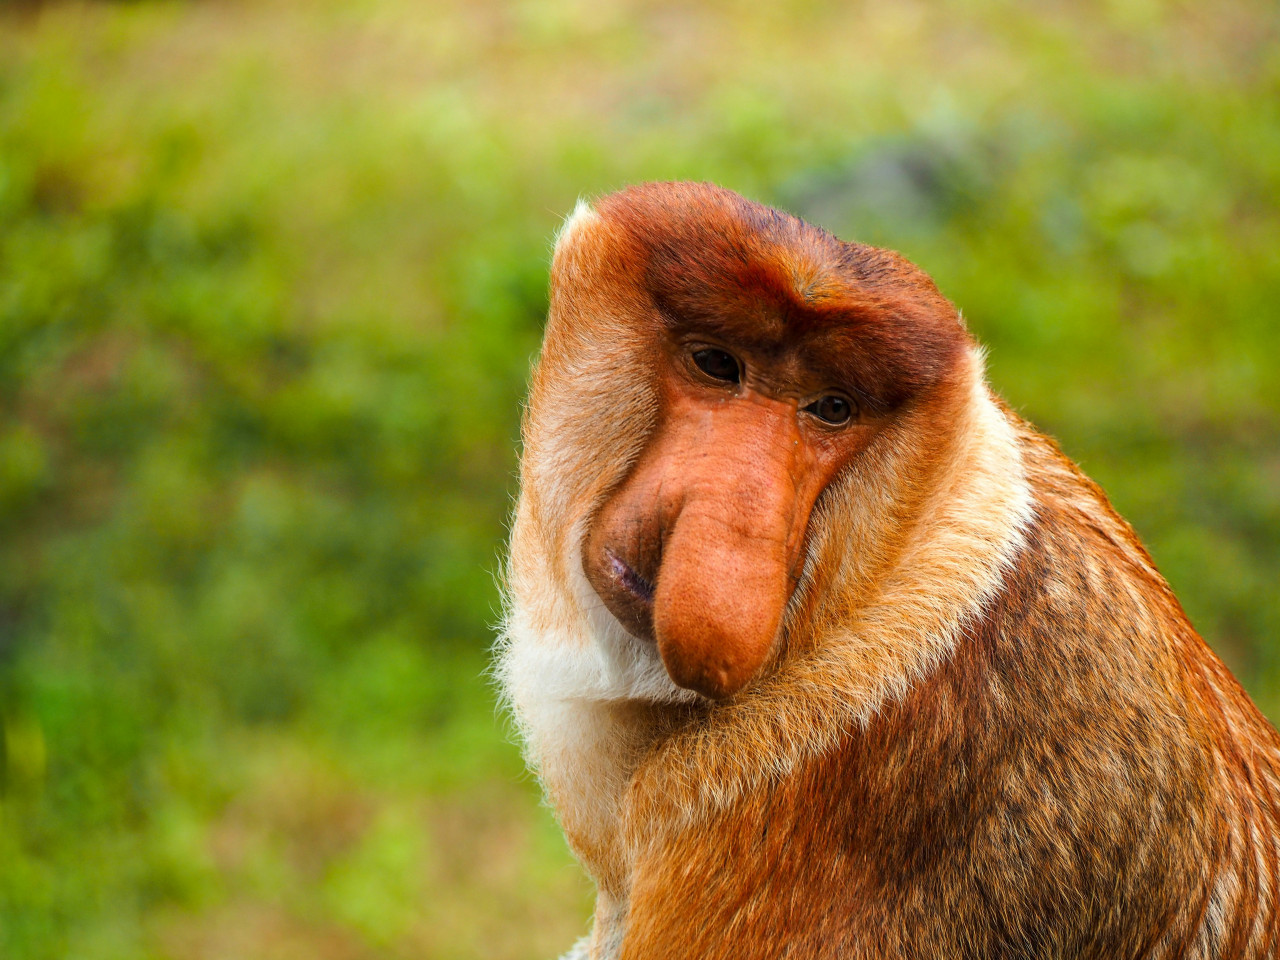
[805,395,855,425]
[691,348,741,384]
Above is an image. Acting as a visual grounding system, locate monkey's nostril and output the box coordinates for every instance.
[606,550,655,603]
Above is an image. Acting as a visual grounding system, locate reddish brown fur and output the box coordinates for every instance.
[501,182,1280,959]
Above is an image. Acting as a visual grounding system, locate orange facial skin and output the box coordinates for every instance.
[583,330,876,699]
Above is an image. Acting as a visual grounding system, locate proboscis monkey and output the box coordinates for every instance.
[497,182,1280,959]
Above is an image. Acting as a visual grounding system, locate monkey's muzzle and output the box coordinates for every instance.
[583,395,815,700]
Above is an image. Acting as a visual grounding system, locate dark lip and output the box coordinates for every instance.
[606,549,655,605]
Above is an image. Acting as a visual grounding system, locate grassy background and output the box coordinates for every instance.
[1,1,1278,957]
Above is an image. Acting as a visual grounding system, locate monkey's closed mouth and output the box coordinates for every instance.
[606,550,655,604]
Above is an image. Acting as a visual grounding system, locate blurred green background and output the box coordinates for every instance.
[0,0,1278,957]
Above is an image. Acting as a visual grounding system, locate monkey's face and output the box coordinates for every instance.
[529,183,966,703]
[582,324,879,701]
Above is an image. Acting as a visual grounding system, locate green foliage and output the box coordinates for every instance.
[0,1,1278,957]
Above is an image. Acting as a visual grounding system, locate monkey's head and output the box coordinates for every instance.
[514,182,972,702]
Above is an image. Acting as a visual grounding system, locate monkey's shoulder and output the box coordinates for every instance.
[620,483,1280,957]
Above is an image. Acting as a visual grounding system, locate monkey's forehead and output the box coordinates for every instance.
[593,182,947,304]
[567,182,970,408]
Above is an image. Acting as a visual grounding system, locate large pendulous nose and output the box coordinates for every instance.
[652,498,795,698]
[583,393,811,699]
[649,401,803,699]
